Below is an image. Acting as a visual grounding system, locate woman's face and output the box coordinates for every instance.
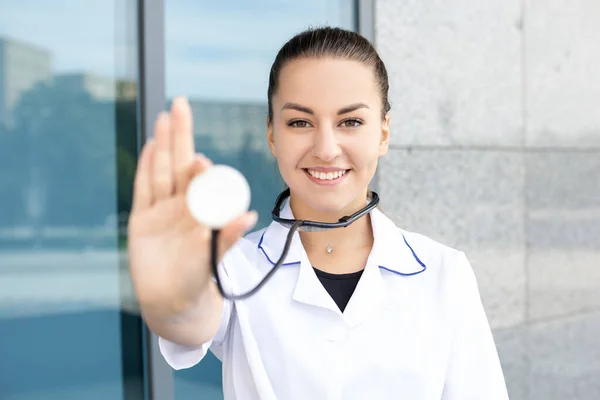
[267,57,390,216]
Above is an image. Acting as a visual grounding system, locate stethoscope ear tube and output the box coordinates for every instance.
[211,220,303,300]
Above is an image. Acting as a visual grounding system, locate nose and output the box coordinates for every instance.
[312,125,342,162]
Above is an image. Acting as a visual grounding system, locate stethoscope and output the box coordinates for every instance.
[186,165,379,300]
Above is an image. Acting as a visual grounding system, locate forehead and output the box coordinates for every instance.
[274,57,380,111]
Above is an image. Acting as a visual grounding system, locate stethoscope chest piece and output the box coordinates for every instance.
[186,164,251,228]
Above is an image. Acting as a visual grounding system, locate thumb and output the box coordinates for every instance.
[217,211,259,256]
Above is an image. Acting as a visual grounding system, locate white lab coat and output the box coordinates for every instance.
[159,200,509,399]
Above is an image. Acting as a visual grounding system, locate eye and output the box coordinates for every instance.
[287,120,312,128]
[339,118,363,128]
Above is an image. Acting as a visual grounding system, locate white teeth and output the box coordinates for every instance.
[308,169,347,180]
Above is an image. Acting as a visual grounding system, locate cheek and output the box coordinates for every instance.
[273,137,305,178]
[346,136,381,168]
[275,148,305,190]
[273,131,308,162]
[274,141,297,163]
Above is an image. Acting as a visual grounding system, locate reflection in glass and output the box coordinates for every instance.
[165,1,356,398]
[0,1,144,399]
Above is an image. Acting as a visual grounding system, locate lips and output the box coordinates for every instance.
[306,169,347,181]
[303,168,350,186]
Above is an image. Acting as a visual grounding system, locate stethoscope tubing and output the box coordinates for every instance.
[210,190,379,300]
[211,220,303,300]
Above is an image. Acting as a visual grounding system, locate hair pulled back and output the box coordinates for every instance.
[267,26,391,121]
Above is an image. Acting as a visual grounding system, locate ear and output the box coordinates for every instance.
[378,114,390,156]
[266,116,277,157]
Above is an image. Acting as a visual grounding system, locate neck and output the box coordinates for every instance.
[289,192,374,254]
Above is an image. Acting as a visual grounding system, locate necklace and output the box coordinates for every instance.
[326,244,333,254]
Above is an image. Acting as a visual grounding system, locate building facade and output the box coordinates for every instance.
[0,0,598,399]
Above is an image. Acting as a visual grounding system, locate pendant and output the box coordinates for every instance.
[326,245,333,254]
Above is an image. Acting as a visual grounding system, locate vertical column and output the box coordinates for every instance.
[138,0,173,399]
[357,0,379,192]
[357,0,375,42]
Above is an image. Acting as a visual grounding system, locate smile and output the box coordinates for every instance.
[304,168,350,185]
[307,169,347,180]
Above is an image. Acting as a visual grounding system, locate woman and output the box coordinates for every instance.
[128,27,509,399]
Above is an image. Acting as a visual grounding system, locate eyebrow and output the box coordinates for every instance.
[336,103,370,115]
[281,102,370,115]
[281,103,313,114]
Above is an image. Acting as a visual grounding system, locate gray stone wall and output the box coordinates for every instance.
[374,0,600,398]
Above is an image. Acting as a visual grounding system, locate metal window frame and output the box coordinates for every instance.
[137,0,173,399]
[135,1,374,399]
[357,0,375,42]
[356,0,380,191]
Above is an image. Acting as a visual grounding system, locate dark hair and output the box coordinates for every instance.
[267,26,391,121]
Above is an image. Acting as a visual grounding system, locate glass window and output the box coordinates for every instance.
[0,1,144,399]
[164,1,356,398]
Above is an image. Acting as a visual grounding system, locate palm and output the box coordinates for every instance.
[128,196,210,308]
[130,195,194,238]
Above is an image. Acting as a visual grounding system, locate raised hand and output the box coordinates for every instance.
[127,97,258,317]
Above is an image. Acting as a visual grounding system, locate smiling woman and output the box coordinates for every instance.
[130,24,510,400]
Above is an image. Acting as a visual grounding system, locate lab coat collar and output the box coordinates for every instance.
[369,206,427,276]
[258,199,427,276]
[258,198,427,325]
[257,198,303,267]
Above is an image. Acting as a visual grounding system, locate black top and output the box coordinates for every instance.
[313,267,364,312]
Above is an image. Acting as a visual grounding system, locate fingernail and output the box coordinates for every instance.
[173,96,188,106]
[195,154,211,167]
[196,154,213,169]
[157,111,169,123]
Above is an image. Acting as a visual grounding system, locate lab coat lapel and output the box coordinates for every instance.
[342,257,389,328]
[259,198,340,313]
[342,208,427,327]
[258,199,302,266]
[292,251,341,314]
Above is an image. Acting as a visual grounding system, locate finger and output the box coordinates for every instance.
[186,153,213,187]
[187,210,257,254]
[218,211,259,256]
[132,139,156,212]
[171,97,196,193]
[152,112,174,200]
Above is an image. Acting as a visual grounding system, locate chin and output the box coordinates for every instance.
[285,172,368,216]
[301,191,360,216]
